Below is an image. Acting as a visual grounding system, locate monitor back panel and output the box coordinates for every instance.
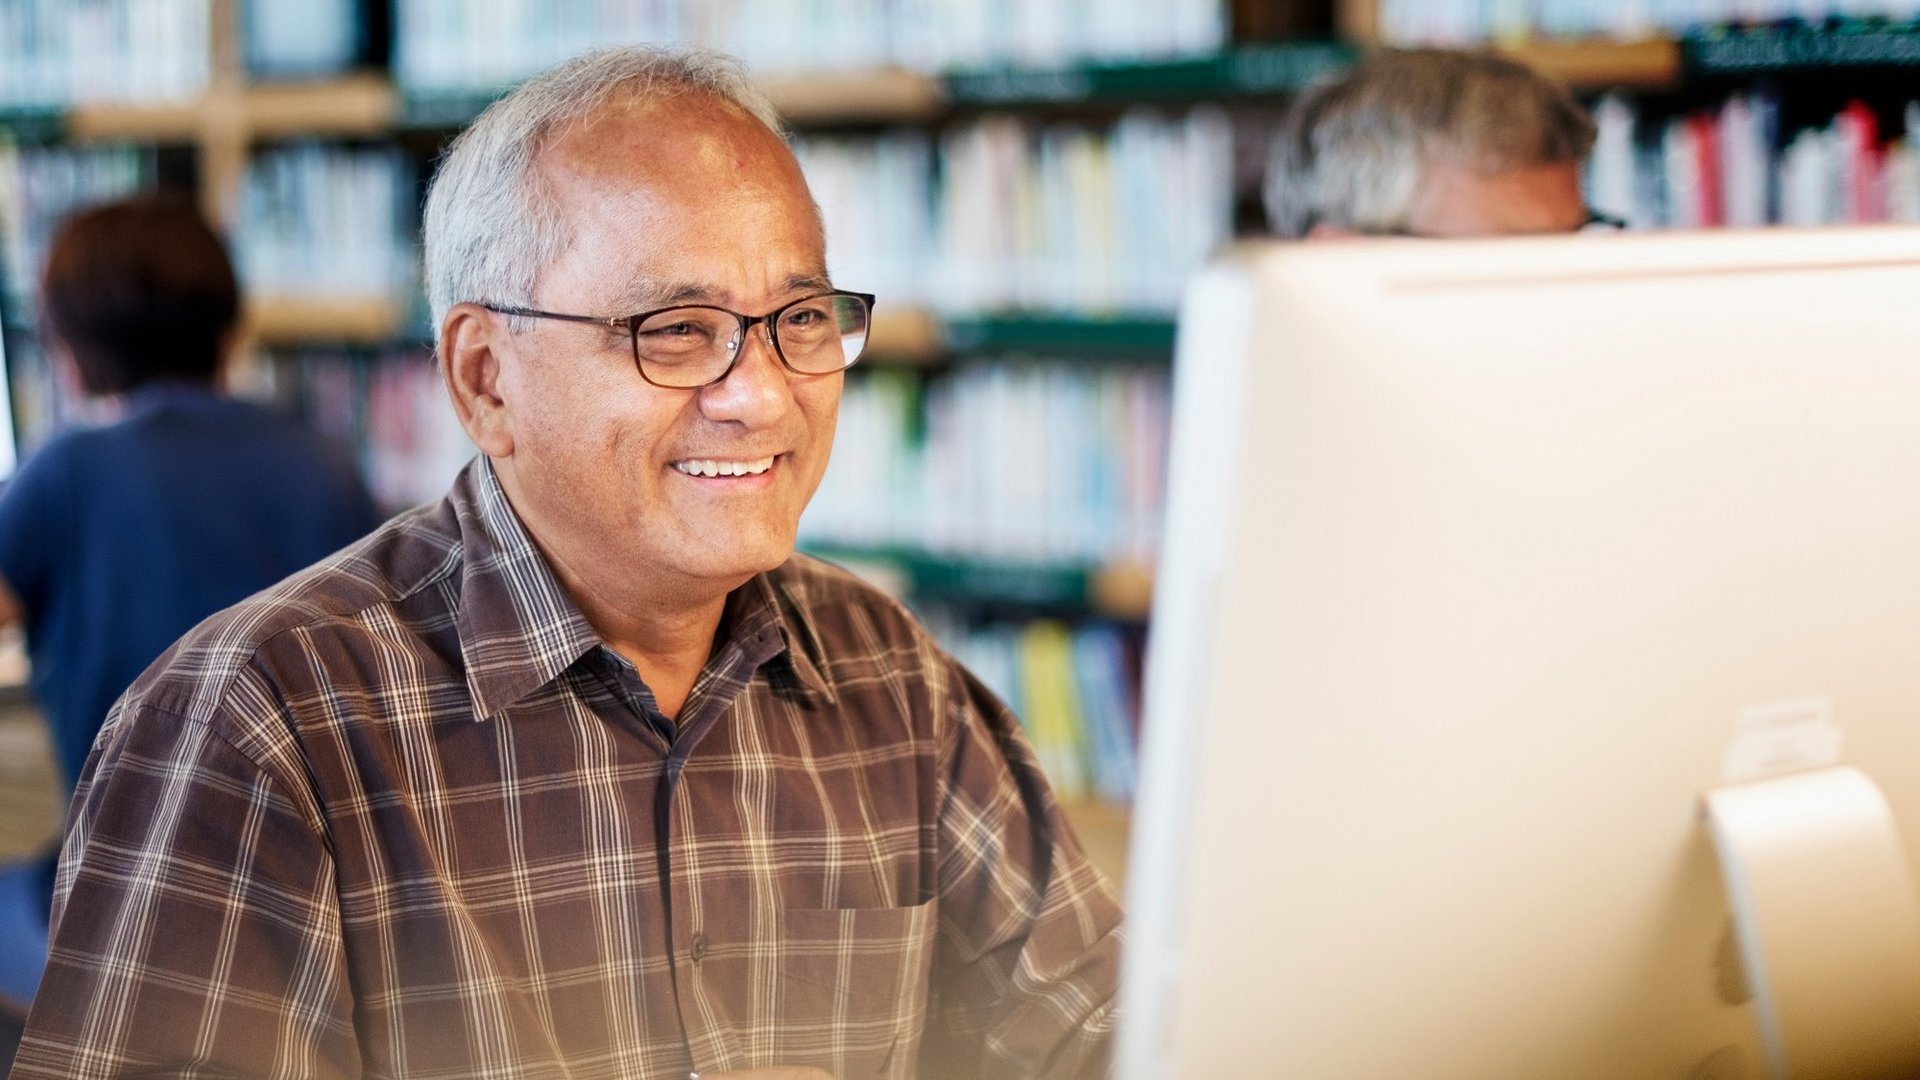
[1123,228,1920,1080]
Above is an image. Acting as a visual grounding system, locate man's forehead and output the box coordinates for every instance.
[605,272,834,313]
[545,91,787,172]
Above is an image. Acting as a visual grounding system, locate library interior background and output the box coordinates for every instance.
[4,0,1920,995]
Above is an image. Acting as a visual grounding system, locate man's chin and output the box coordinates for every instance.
[686,534,797,584]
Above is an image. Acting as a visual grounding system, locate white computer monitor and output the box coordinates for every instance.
[1122,228,1920,1080]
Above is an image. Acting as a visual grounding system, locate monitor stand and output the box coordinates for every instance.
[1702,766,1920,1080]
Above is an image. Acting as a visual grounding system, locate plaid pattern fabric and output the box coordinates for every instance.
[15,458,1122,1079]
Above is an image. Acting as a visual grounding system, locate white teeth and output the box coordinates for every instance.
[673,456,776,478]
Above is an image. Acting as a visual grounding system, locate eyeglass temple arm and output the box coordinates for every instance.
[483,304,631,331]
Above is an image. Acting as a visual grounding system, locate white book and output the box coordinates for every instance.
[1719,96,1772,228]
[1587,95,1638,225]
[1894,104,1920,224]
[1778,128,1834,227]
[1660,117,1701,229]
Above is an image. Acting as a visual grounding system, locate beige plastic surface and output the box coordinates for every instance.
[1703,767,1920,1080]
[1123,228,1920,1080]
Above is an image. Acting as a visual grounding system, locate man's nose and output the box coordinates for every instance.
[702,319,794,420]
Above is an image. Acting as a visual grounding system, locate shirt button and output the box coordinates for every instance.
[690,932,709,963]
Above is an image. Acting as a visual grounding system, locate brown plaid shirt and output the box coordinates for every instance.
[15,458,1122,1079]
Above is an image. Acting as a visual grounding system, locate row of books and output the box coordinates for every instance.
[0,139,155,319]
[800,361,1170,563]
[1588,93,1920,227]
[244,0,365,79]
[5,112,1228,328]
[238,144,417,299]
[928,615,1141,804]
[794,133,935,308]
[258,346,474,512]
[1381,0,1920,43]
[645,111,1235,316]
[0,0,211,107]
[2,336,71,458]
[17,94,1920,336]
[936,109,1235,315]
[395,0,1227,91]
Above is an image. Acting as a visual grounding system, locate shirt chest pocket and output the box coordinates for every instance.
[771,899,940,1079]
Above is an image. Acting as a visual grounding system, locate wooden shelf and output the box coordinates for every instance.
[1062,800,1131,886]
[65,99,204,143]
[1089,561,1156,621]
[65,74,395,144]
[50,26,1920,152]
[866,307,942,362]
[1498,37,1683,90]
[56,35,1691,149]
[247,295,404,345]
[761,67,944,125]
[245,74,395,138]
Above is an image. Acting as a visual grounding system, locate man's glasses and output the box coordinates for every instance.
[483,290,875,389]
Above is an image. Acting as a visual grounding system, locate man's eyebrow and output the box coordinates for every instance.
[609,274,836,313]
[784,273,833,295]
[608,280,708,312]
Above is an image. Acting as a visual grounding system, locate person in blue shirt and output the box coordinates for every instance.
[0,196,382,1010]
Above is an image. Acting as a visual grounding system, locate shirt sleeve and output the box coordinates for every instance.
[0,438,69,614]
[923,659,1125,1080]
[12,695,361,1079]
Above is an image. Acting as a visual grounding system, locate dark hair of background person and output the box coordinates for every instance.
[38,195,240,396]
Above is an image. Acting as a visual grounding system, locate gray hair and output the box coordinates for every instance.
[1263,48,1597,238]
[422,46,787,340]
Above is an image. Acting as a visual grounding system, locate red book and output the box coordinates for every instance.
[1691,112,1724,229]
[1839,100,1883,224]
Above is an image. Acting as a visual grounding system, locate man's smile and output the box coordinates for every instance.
[670,454,779,478]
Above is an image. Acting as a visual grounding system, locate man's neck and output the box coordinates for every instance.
[489,464,763,720]
[558,558,738,722]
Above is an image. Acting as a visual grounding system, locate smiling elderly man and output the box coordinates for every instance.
[14,48,1121,1080]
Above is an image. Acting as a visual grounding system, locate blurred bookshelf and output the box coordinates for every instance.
[16,0,1920,849]
[57,78,401,145]
[248,296,407,346]
[942,316,1178,358]
[865,309,942,363]
[1685,23,1920,73]
[1062,800,1133,886]
[1503,38,1681,89]
[802,546,1155,621]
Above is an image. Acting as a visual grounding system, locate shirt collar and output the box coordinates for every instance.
[449,457,837,718]
[120,379,224,417]
[451,458,605,721]
[742,570,838,704]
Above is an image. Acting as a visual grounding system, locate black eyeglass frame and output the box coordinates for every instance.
[481,290,877,389]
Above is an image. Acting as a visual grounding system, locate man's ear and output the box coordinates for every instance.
[440,303,515,458]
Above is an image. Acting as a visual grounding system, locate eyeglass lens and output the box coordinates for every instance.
[632,294,870,387]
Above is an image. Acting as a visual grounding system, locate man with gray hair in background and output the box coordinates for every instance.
[1266,47,1608,239]
[14,46,1120,1080]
